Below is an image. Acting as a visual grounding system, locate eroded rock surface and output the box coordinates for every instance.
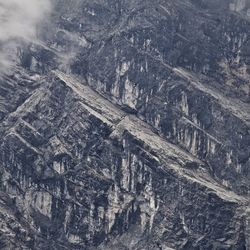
[0,0,249,249]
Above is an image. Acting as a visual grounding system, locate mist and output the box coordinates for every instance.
[0,0,51,73]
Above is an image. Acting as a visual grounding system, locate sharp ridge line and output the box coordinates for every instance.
[53,70,246,203]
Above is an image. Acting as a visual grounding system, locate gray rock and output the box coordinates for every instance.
[0,0,249,249]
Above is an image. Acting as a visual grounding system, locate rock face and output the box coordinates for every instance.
[0,0,249,249]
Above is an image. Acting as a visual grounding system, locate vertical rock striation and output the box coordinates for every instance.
[0,0,249,249]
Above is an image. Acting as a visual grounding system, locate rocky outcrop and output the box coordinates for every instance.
[0,0,249,249]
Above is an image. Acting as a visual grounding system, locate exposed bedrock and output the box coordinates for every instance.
[0,0,249,249]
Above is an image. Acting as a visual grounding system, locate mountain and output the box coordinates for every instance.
[0,0,249,249]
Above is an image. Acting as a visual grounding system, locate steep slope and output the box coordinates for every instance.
[0,0,249,249]
[0,70,248,249]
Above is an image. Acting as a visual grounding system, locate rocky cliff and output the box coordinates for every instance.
[0,0,249,249]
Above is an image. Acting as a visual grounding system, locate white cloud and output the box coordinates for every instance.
[0,0,51,73]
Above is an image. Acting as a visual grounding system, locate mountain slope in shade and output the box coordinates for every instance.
[0,0,249,249]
